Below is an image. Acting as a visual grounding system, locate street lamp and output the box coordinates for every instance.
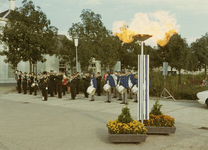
[74,36,79,72]
[133,34,152,124]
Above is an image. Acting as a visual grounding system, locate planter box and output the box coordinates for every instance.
[145,126,176,135]
[108,132,147,143]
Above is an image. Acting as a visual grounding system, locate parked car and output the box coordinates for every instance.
[197,90,208,107]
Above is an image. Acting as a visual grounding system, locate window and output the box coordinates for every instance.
[59,61,65,68]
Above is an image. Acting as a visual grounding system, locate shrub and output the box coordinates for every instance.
[107,103,146,134]
[143,100,175,127]
[118,104,133,123]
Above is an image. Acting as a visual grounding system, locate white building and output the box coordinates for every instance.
[0,0,121,84]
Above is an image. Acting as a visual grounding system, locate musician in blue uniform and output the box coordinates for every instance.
[112,71,119,98]
[105,71,115,103]
[89,72,97,101]
[127,70,134,99]
[119,71,129,104]
[133,74,138,103]
[117,71,122,101]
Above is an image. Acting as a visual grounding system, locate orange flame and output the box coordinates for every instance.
[114,24,135,43]
[157,29,177,47]
[113,11,180,46]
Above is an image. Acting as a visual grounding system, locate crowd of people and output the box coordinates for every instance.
[15,69,141,104]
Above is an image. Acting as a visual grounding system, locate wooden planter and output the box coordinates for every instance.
[108,132,147,143]
[145,126,176,135]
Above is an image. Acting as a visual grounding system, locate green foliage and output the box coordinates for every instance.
[150,71,206,100]
[190,33,208,75]
[150,100,163,115]
[118,103,133,123]
[0,0,58,72]
[68,9,117,71]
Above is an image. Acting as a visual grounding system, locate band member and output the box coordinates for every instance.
[33,74,38,96]
[105,71,115,103]
[67,73,71,94]
[112,71,119,98]
[76,72,80,94]
[89,72,97,101]
[49,70,55,97]
[62,75,67,96]
[39,74,43,95]
[17,71,22,93]
[119,71,129,104]
[56,71,63,99]
[96,72,102,96]
[28,72,34,95]
[117,71,122,101]
[22,72,27,94]
[133,74,138,103]
[54,71,58,95]
[70,74,76,100]
[83,72,90,98]
[127,70,134,99]
[41,71,48,101]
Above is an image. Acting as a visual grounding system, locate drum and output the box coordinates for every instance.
[131,85,138,94]
[87,86,96,95]
[103,84,111,92]
[31,83,35,87]
[117,85,126,94]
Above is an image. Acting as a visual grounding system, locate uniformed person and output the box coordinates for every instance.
[96,72,102,96]
[62,75,67,96]
[105,71,115,103]
[76,72,80,94]
[117,71,122,101]
[67,73,71,94]
[28,73,34,95]
[56,71,63,99]
[41,71,48,101]
[133,74,138,103]
[119,71,129,104]
[49,70,55,97]
[89,72,97,101]
[127,70,134,99]
[83,72,90,98]
[17,71,22,93]
[54,71,58,95]
[70,73,76,100]
[112,71,119,98]
[22,72,27,94]
[33,74,38,96]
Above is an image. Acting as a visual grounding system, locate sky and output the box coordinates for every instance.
[0,0,208,47]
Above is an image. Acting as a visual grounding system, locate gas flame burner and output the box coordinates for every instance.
[133,34,152,41]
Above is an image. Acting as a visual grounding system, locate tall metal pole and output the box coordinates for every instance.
[76,46,78,72]
[141,41,144,124]
[74,37,79,73]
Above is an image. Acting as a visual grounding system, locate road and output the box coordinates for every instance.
[0,86,208,150]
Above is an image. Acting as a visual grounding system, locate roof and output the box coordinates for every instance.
[0,10,10,19]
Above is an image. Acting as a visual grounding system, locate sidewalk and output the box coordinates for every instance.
[0,87,208,150]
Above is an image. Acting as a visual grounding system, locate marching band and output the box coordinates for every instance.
[15,70,144,103]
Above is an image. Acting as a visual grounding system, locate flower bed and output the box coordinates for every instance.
[107,119,147,134]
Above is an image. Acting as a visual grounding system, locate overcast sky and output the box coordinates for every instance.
[1,0,208,46]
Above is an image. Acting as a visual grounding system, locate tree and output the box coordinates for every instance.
[0,0,58,72]
[190,33,208,75]
[167,34,189,85]
[68,9,112,71]
[56,35,75,70]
